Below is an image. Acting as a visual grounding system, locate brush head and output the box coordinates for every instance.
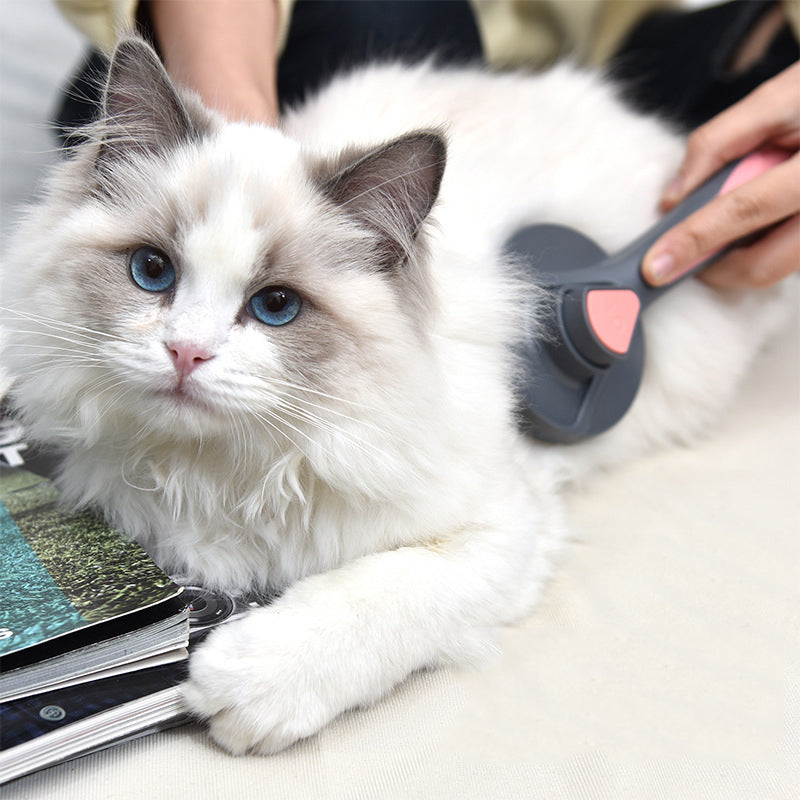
[506,224,645,443]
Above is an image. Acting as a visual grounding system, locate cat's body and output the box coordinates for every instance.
[1,40,793,754]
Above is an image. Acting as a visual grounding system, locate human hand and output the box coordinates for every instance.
[642,61,800,289]
[150,0,281,126]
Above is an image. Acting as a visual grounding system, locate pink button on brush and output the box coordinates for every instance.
[585,289,641,357]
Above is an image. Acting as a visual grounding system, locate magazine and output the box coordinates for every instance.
[0,463,189,703]
[0,662,187,784]
[0,413,274,783]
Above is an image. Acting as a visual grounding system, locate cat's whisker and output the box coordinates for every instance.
[251,401,386,474]
[230,375,429,456]
[272,384,424,454]
[262,374,412,420]
[237,406,280,451]
[197,374,421,472]
[274,396,379,450]
[273,382,401,430]
[91,373,137,398]
[5,358,109,381]
[253,407,321,453]
[2,343,109,362]
[250,410,297,452]
[5,352,105,368]
[205,366,389,417]
[0,327,107,351]
[0,306,129,343]
[271,396,411,476]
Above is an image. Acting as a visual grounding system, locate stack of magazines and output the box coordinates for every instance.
[0,415,274,784]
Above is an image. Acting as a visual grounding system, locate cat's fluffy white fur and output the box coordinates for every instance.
[1,40,793,754]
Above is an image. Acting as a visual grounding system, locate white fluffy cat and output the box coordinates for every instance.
[0,38,792,754]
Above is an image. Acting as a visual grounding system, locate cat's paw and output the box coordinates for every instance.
[181,604,366,755]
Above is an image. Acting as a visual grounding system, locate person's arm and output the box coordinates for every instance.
[149,0,280,125]
[642,61,800,290]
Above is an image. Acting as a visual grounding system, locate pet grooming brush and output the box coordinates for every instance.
[505,149,789,443]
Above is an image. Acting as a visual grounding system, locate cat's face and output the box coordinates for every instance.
[3,39,446,460]
[47,124,401,440]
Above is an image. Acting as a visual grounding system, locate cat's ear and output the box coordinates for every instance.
[322,132,446,269]
[97,37,198,165]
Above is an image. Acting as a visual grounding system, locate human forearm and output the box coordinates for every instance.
[149,0,280,125]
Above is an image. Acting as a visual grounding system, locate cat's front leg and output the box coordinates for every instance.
[182,500,562,754]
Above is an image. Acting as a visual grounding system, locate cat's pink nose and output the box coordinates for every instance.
[166,341,214,380]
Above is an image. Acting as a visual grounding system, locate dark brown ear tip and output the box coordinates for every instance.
[408,129,448,197]
[418,130,447,155]
[402,130,447,160]
[112,34,158,56]
[109,36,156,69]
[429,133,447,177]
[97,34,199,168]
[405,130,448,183]
[105,36,163,101]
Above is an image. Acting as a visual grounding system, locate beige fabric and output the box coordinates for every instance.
[786,0,800,41]
[471,0,676,68]
[55,0,138,53]
[53,0,800,77]
[5,304,797,800]
[58,0,675,66]
[54,0,800,71]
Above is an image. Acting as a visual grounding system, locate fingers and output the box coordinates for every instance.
[698,215,800,289]
[644,61,800,289]
[660,62,800,212]
[643,152,800,287]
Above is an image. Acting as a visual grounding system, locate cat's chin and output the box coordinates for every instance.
[148,386,228,434]
[157,384,208,409]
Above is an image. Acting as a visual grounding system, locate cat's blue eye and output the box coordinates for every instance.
[129,246,176,293]
[248,287,302,326]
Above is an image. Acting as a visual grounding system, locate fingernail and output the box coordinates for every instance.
[649,252,675,285]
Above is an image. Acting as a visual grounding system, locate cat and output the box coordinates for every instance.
[0,37,793,755]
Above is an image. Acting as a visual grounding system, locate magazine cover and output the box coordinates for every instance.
[0,465,186,670]
[0,414,272,782]
[0,661,187,784]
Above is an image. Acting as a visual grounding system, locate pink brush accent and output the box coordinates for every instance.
[586,289,641,356]
[718,148,790,196]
